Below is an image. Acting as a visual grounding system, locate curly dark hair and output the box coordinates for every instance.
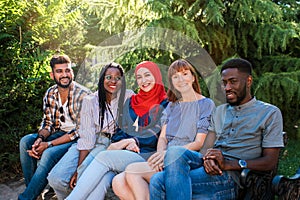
[221,58,252,75]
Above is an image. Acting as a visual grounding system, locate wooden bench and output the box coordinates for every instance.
[237,132,299,200]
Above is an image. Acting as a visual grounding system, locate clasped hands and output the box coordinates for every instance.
[147,151,166,172]
[203,148,225,175]
[27,138,48,159]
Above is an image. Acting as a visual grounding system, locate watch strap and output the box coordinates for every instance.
[47,141,53,148]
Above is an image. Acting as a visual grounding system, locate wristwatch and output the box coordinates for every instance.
[238,159,247,169]
[47,141,53,148]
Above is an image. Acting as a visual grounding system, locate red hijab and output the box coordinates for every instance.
[131,61,167,117]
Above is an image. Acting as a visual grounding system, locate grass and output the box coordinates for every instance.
[277,138,300,177]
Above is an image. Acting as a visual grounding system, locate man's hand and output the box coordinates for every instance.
[147,151,165,172]
[27,138,42,159]
[27,150,41,159]
[203,148,224,175]
[203,159,223,175]
[69,172,78,189]
[28,139,49,159]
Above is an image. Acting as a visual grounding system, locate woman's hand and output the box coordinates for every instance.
[148,151,166,172]
[107,138,139,153]
[125,139,140,153]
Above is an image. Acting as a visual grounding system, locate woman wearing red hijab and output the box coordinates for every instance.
[66,61,168,200]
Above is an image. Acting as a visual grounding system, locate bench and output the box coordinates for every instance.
[272,167,300,200]
[238,169,276,200]
[237,132,300,200]
[104,132,299,200]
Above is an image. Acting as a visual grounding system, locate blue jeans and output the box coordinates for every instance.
[47,142,108,200]
[66,150,146,200]
[18,131,74,200]
[149,146,237,200]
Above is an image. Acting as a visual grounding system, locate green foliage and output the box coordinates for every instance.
[254,55,300,75]
[0,48,52,173]
[0,0,87,173]
[83,0,156,34]
[203,0,226,26]
[0,41,52,172]
[278,139,300,177]
[82,0,300,66]
[254,70,300,133]
[0,0,300,177]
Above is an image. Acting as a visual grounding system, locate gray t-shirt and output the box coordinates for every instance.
[162,98,215,147]
[208,97,284,186]
[209,97,284,160]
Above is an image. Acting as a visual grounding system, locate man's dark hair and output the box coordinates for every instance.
[220,58,253,75]
[50,55,71,70]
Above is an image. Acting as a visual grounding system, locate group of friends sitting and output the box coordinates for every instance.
[18,55,284,200]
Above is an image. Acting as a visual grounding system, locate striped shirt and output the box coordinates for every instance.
[77,89,134,150]
[39,81,91,138]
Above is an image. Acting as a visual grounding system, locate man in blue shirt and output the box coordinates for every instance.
[149,58,284,200]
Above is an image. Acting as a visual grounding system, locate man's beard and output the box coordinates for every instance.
[54,77,73,88]
[227,85,247,106]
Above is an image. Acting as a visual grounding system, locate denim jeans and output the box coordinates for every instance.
[149,146,237,200]
[18,131,73,200]
[47,142,108,200]
[66,150,146,200]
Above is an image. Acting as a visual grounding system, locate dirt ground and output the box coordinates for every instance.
[0,177,26,200]
[0,175,119,200]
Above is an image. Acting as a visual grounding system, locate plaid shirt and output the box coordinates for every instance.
[39,81,91,138]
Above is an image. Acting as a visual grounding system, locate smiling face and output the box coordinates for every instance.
[104,67,122,95]
[136,67,156,92]
[171,69,195,94]
[221,68,252,106]
[50,63,74,88]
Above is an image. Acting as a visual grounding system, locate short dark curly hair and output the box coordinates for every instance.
[221,58,252,75]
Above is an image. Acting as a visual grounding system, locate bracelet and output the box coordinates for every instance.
[69,132,77,141]
[36,134,45,142]
[133,137,139,146]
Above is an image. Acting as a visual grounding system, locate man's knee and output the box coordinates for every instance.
[149,172,164,192]
[166,146,186,156]
[20,134,36,150]
[164,146,187,167]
